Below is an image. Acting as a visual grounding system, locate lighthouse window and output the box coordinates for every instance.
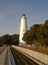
[23,30,25,32]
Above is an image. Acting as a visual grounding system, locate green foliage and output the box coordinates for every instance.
[0,34,19,45]
[23,20,48,46]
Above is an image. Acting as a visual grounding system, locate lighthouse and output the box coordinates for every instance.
[19,14,27,45]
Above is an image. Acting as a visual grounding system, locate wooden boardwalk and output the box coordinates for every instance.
[0,47,15,65]
[0,47,7,65]
[12,45,48,65]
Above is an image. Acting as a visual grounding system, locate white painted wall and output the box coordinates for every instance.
[19,15,27,45]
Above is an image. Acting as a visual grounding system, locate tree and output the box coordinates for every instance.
[23,20,48,46]
[0,34,19,45]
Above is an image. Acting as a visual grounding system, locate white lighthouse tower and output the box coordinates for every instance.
[19,14,27,45]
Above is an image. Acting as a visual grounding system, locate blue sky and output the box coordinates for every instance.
[0,0,48,36]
